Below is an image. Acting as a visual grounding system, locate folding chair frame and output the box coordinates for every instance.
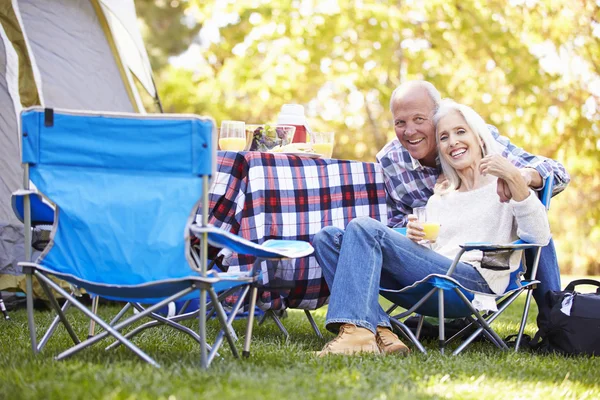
[383,245,543,355]
[18,110,308,369]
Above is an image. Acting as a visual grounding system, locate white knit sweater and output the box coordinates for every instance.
[426,178,551,294]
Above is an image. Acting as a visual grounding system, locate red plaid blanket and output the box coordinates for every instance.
[204,151,387,310]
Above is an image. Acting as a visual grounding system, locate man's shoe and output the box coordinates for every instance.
[317,324,381,356]
[376,326,410,355]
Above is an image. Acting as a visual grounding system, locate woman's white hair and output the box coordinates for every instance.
[433,99,499,192]
[389,80,442,113]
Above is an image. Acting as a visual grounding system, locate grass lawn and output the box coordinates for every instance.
[1,283,599,400]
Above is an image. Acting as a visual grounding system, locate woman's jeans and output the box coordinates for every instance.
[312,217,493,334]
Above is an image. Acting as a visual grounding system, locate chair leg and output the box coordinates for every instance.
[199,288,208,368]
[110,302,132,325]
[304,310,323,339]
[515,288,535,352]
[207,287,239,359]
[242,285,259,358]
[438,288,445,355]
[88,295,100,339]
[451,288,509,355]
[389,317,427,354]
[0,292,9,320]
[210,286,250,351]
[37,277,80,346]
[35,272,162,367]
[25,272,38,353]
[38,299,72,352]
[416,315,425,340]
[264,310,290,339]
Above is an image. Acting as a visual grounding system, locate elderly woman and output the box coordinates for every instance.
[312,99,551,356]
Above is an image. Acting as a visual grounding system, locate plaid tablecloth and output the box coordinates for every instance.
[205,151,387,310]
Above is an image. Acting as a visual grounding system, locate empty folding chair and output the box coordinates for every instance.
[380,176,554,355]
[19,107,313,368]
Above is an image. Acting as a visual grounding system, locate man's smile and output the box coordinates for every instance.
[406,137,425,145]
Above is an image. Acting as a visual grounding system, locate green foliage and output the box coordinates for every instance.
[1,301,600,399]
[136,0,600,274]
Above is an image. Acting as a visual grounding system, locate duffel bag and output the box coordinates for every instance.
[544,279,600,356]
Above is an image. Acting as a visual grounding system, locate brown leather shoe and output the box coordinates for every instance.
[317,324,381,356]
[376,326,410,355]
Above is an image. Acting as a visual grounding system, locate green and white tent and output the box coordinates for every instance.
[0,0,159,292]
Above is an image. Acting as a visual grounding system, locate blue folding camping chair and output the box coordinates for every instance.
[18,107,313,368]
[380,176,554,355]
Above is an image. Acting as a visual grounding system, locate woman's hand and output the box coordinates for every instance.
[406,214,425,243]
[480,154,530,202]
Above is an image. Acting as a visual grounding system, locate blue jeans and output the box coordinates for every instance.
[313,217,492,334]
[525,239,560,331]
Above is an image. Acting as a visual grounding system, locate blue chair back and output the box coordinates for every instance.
[21,108,215,288]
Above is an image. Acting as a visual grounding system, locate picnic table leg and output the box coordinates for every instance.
[304,310,323,339]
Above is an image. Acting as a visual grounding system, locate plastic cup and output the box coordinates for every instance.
[310,132,335,158]
[414,207,440,242]
[218,121,246,151]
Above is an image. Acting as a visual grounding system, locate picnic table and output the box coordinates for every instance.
[203,151,388,310]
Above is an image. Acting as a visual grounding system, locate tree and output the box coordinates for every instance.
[137,0,600,274]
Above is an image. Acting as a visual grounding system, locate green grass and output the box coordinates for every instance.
[1,295,599,400]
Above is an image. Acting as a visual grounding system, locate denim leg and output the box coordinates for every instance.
[313,224,392,332]
[525,238,561,331]
[312,226,344,290]
[314,217,492,334]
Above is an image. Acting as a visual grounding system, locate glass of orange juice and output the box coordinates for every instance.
[218,121,246,151]
[310,131,335,158]
[414,206,440,245]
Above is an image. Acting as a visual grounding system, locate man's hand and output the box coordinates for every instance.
[520,167,543,189]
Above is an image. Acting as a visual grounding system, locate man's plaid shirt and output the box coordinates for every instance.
[376,125,570,228]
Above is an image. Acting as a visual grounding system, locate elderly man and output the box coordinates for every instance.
[376,80,569,336]
[313,80,569,356]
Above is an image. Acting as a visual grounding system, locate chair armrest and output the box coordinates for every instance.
[191,225,314,260]
[446,240,544,276]
[391,227,407,235]
[460,240,545,252]
[17,262,39,268]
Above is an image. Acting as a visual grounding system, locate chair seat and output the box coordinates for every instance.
[381,273,540,319]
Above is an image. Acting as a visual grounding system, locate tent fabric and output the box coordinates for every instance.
[99,0,157,98]
[17,0,135,112]
[0,0,159,292]
[0,0,40,107]
[0,23,22,225]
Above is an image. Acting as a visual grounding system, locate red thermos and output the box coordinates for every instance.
[276,104,310,143]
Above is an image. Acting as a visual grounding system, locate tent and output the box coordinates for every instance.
[0,0,160,293]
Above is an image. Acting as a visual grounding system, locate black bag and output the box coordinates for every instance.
[543,279,600,356]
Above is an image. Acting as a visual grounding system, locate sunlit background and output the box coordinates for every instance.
[135,0,600,275]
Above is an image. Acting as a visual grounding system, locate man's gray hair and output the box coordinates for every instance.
[389,80,442,113]
[433,99,499,192]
